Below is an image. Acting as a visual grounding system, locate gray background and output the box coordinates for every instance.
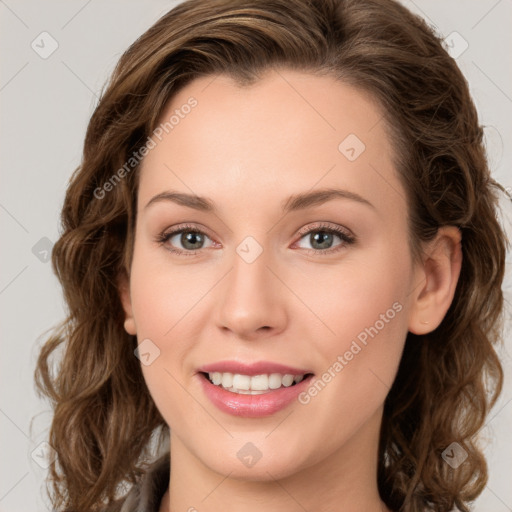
[1,1,511,511]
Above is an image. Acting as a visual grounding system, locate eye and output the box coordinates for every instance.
[156,224,215,255]
[156,222,356,256]
[294,222,355,254]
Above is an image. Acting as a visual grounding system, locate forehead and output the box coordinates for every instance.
[137,69,405,218]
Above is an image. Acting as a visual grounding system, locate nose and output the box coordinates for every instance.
[215,244,288,341]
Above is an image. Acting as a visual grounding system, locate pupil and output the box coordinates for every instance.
[182,232,203,250]
[311,231,332,250]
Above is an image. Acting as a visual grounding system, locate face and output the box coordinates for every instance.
[121,69,421,481]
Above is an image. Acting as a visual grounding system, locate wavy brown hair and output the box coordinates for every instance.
[34,0,508,510]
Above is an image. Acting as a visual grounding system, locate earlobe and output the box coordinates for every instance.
[408,226,462,335]
[117,270,137,335]
[123,317,137,336]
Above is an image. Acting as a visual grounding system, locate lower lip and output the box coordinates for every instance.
[198,373,314,418]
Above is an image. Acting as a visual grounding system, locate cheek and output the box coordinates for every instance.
[127,252,188,417]
[129,245,209,340]
[288,244,411,414]
[289,242,411,353]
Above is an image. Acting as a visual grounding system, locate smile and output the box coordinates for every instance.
[204,372,308,394]
[196,361,315,417]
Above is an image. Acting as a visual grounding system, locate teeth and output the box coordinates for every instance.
[211,372,222,385]
[207,372,307,393]
[281,374,294,387]
[221,373,233,388]
[251,374,269,390]
[232,374,251,390]
[268,373,282,389]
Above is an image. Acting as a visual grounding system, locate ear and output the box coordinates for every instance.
[118,269,137,335]
[408,226,462,335]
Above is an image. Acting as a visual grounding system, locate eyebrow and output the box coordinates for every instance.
[144,187,375,213]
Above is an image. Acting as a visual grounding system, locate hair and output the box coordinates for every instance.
[34,0,508,511]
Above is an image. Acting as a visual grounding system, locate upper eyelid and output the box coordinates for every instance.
[296,222,354,237]
[163,221,349,236]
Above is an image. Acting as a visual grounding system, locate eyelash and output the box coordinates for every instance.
[155,222,356,257]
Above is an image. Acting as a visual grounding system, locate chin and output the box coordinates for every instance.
[190,434,315,482]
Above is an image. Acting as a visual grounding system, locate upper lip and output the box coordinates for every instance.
[197,360,313,376]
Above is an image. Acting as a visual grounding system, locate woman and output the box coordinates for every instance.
[35,0,508,511]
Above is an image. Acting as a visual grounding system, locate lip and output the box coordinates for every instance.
[196,361,315,418]
[197,360,312,376]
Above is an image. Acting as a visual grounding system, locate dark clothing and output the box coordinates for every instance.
[107,453,170,512]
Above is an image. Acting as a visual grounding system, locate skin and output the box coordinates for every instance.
[119,69,462,512]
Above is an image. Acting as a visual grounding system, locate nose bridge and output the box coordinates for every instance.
[228,239,274,312]
[215,236,286,337]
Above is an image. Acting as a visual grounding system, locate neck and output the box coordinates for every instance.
[160,408,390,512]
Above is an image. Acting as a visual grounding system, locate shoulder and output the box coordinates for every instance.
[103,453,170,512]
